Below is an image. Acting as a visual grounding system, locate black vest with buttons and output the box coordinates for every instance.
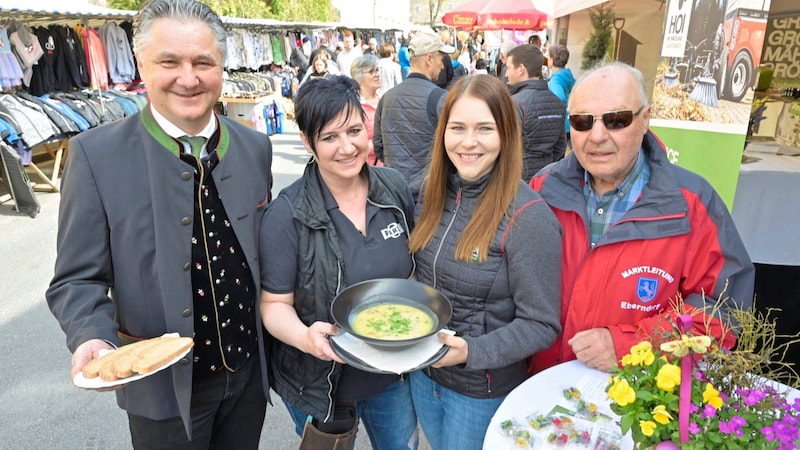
[179,143,257,376]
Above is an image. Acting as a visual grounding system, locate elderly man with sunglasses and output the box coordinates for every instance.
[527,62,754,375]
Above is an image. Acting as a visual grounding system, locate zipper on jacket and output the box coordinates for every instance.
[323,361,337,423]
[485,371,492,394]
[595,211,688,249]
[321,262,344,424]
[432,185,462,289]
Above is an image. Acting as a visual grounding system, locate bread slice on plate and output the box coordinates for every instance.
[80,335,194,382]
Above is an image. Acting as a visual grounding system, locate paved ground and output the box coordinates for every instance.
[0,121,430,449]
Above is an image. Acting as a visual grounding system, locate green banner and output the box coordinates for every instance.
[649,125,745,208]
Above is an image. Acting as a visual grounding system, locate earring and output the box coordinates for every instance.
[307,153,316,164]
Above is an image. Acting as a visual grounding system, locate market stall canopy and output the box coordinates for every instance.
[0,0,136,25]
[0,0,342,30]
[441,0,548,31]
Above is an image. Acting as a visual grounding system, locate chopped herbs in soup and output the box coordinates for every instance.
[351,303,434,340]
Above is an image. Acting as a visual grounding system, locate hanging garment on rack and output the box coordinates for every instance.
[0,26,24,90]
[0,93,60,148]
[241,29,258,70]
[85,90,126,122]
[269,34,284,66]
[6,21,44,87]
[29,26,59,95]
[99,22,135,83]
[104,90,139,116]
[118,21,139,80]
[48,92,101,128]
[82,27,110,91]
[39,94,91,131]
[16,91,81,135]
[54,25,89,89]
[228,29,250,70]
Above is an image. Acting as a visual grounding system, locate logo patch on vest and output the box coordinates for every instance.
[381,222,405,239]
[636,277,659,303]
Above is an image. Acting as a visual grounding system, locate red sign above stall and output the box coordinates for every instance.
[441,0,548,31]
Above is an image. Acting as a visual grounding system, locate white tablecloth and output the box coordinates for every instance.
[732,153,800,265]
[483,360,635,450]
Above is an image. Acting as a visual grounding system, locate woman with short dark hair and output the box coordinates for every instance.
[259,76,418,450]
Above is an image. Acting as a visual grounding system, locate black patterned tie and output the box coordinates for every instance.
[180,135,207,157]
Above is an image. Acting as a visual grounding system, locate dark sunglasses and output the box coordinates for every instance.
[569,106,646,132]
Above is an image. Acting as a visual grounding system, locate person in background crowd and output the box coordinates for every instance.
[319,44,339,67]
[259,76,418,450]
[363,37,378,56]
[495,40,517,84]
[398,36,411,80]
[373,32,453,201]
[289,36,310,81]
[302,51,333,85]
[337,30,361,79]
[302,35,313,57]
[409,74,562,450]
[377,42,402,95]
[472,57,489,75]
[46,0,273,448]
[447,49,469,89]
[505,44,566,181]
[547,44,576,145]
[352,55,383,166]
[527,34,549,79]
[435,30,455,89]
[457,42,472,69]
[435,54,454,89]
[528,62,754,375]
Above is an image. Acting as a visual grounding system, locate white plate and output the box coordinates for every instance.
[330,329,454,374]
[73,346,192,389]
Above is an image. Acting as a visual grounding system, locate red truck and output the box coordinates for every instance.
[715,0,770,101]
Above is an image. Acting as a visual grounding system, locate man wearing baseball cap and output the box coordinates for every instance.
[373,32,454,201]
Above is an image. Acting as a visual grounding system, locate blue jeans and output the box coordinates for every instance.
[410,370,504,450]
[284,377,418,450]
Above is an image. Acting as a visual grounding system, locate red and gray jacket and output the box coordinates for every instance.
[528,130,754,375]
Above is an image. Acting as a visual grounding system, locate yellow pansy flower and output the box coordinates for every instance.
[631,341,653,354]
[608,378,636,406]
[703,383,723,409]
[626,341,655,366]
[661,334,712,357]
[640,420,657,437]
[656,363,681,392]
[651,404,674,425]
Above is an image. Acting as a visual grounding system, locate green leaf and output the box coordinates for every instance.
[620,414,634,434]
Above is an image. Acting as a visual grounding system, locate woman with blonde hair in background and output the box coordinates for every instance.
[351,55,383,166]
[408,74,562,450]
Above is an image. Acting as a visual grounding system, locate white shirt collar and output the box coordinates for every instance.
[149,104,217,139]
